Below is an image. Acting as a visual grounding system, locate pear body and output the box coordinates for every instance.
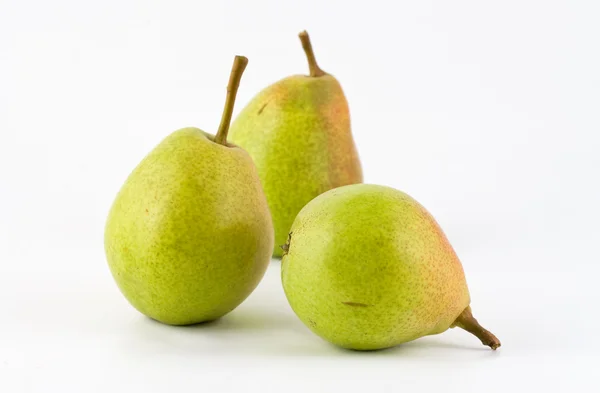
[229,74,362,257]
[281,184,470,350]
[105,128,274,325]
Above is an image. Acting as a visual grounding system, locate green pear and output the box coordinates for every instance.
[104,56,274,325]
[281,184,500,350]
[229,31,363,257]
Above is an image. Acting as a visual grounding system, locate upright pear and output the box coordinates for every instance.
[229,31,362,257]
[281,184,500,351]
[104,56,274,325]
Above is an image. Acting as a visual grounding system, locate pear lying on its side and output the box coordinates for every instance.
[281,184,500,351]
[229,31,363,257]
[104,56,274,325]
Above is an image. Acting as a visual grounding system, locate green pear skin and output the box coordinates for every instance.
[229,31,362,257]
[104,57,274,325]
[281,184,500,350]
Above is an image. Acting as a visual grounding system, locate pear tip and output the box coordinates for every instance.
[234,55,248,68]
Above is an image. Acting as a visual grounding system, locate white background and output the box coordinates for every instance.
[1,0,599,391]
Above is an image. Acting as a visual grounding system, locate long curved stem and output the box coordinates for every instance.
[214,55,248,145]
[299,31,325,77]
[453,306,501,350]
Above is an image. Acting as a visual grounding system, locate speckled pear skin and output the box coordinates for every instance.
[229,73,362,257]
[105,127,274,325]
[281,184,471,350]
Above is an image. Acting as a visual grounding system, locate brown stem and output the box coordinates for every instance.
[298,31,325,77]
[280,232,293,257]
[214,55,248,145]
[453,306,501,350]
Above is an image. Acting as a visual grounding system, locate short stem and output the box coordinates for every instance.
[453,306,501,350]
[280,232,293,257]
[298,31,325,77]
[214,55,248,145]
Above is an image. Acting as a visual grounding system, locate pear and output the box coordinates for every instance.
[229,31,362,257]
[281,184,500,351]
[104,56,274,325]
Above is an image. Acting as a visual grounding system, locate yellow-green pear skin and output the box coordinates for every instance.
[229,31,362,257]
[104,56,274,325]
[281,184,500,351]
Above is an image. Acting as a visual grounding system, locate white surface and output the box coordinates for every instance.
[1,0,599,392]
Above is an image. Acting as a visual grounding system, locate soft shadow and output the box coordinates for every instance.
[180,305,338,356]
[369,337,502,358]
[179,306,301,333]
[125,314,502,358]
[129,310,503,357]
[125,304,336,356]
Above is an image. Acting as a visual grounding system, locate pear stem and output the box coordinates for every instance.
[299,31,325,77]
[453,306,501,350]
[214,55,248,145]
